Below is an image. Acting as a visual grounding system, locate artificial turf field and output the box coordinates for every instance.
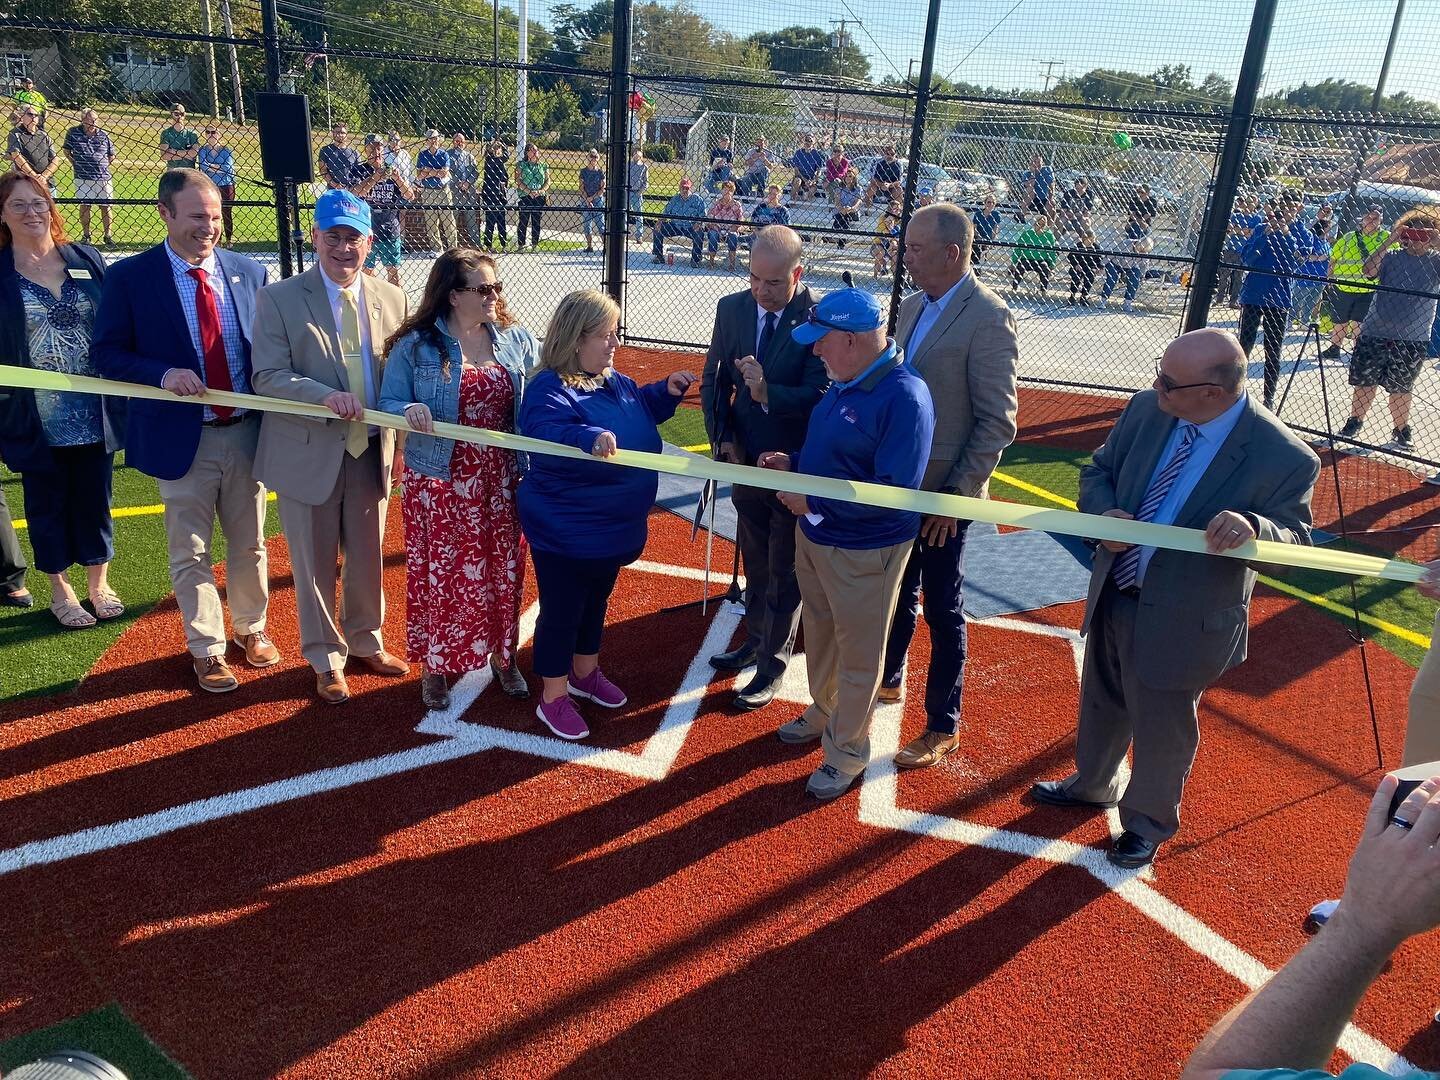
[3,370,1440,1078]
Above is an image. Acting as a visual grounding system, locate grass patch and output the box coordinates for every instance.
[0,1003,191,1079]
[0,457,282,701]
[658,407,708,450]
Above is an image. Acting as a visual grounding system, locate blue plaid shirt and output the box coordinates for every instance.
[165,240,250,420]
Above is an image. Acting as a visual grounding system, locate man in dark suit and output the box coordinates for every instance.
[881,203,1019,770]
[1032,328,1321,869]
[93,168,276,694]
[700,225,827,710]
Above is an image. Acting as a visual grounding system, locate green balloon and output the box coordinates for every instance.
[1112,131,1133,150]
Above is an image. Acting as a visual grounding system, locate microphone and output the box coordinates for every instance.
[840,270,854,287]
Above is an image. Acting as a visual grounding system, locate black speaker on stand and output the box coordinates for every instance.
[256,93,314,275]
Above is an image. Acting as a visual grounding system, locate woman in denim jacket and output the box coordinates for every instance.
[379,249,538,709]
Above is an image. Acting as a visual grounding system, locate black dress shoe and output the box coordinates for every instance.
[710,645,757,671]
[1029,780,1119,811]
[732,674,777,711]
[1108,830,1160,869]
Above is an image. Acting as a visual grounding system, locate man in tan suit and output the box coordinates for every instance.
[250,189,409,704]
[879,202,1019,769]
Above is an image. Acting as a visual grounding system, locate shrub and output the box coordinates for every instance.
[644,142,675,162]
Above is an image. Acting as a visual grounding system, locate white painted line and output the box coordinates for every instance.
[0,567,1416,1072]
[0,737,495,876]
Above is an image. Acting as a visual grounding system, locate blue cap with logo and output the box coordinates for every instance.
[790,287,884,345]
[314,188,372,236]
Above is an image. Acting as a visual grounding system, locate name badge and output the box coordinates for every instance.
[67,268,92,280]
[231,275,242,284]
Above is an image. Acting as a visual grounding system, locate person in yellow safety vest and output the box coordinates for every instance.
[1322,205,1390,359]
[12,77,46,129]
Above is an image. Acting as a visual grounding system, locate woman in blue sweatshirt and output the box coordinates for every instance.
[518,289,696,741]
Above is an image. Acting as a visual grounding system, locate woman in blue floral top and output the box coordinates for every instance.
[0,173,126,630]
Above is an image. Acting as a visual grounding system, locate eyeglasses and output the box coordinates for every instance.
[5,200,49,215]
[456,281,503,297]
[1154,362,1221,394]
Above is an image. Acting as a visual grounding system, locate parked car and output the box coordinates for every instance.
[947,168,1009,203]
[848,156,962,201]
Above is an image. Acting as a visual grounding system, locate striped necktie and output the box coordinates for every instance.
[1110,423,1198,591]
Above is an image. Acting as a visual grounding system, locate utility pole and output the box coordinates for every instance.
[219,0,245,123]
[829,18,859,64]
[1036,58,1063,93]
[199,0,220,119]
[517,0,529,151]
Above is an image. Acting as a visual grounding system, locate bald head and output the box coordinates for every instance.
[1155,328,1246,422]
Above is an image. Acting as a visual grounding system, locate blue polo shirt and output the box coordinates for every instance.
[416,147,449,189]
[62,125,115,180]
[794,343,935,550]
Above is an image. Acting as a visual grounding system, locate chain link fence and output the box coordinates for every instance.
[4,0,1440,560]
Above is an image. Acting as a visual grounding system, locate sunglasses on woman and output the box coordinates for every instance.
[455,281,504,297]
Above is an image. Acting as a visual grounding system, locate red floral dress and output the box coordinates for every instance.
[402,363,525,674]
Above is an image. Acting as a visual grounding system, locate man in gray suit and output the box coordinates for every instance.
[880,203,1019,769]
[250,190,410,705]
[1032,328,1320,868]
[700,225,827,710]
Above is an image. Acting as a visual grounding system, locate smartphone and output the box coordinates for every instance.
[1387,758,1440,818]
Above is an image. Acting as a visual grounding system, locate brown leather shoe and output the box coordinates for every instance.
[876,684,903,703]
[352,650,409,677]
[317,669,350,704]
[193,655,239,694]
[233,630,280,668]
[893,730,961,770]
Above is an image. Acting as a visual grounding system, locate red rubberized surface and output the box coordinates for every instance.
[1,507,1436,1078]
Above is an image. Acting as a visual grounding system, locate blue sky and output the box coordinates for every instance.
[511,0,1439,104]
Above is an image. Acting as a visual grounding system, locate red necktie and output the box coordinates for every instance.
[187,267,234,419]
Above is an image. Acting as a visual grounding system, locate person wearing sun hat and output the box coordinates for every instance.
[756,287,935,800]
[250,186,410,705]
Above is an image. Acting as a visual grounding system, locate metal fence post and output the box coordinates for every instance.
[604,0,634,314]
[888,0,943,336]
[1182,0,1279,332]
[261,0,294,279]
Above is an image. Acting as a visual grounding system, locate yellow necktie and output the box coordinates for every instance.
[340,288,369,458]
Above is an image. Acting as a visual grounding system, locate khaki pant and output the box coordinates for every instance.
[794,530,913,776]
[157,416,269,658]
[276,436,389,673]
[418,187,458,251]
[1405,608,1440,767]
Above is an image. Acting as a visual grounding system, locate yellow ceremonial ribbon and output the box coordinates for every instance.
[0,365,1424,586]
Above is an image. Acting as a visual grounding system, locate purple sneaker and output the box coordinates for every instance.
[536,696,589,740]
[568,666,627,708]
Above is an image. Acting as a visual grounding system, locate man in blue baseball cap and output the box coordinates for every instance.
[757,287,936,800]
[249,185,412,704]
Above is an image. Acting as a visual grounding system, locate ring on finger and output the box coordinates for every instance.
[1391,816,1415,831]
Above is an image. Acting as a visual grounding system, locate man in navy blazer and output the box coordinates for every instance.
[699,225,827,710]
[93,168,278,694]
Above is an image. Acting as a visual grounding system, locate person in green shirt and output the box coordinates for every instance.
[513,142,550,251]
[1322,206,1390,358]
[1009,214,1059,292]
[14,77,46,129]
[159,103,199,169]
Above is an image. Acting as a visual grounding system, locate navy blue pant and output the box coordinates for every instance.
[880,522,971,735]
[18,443,115,574]
[530,546,640,679]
